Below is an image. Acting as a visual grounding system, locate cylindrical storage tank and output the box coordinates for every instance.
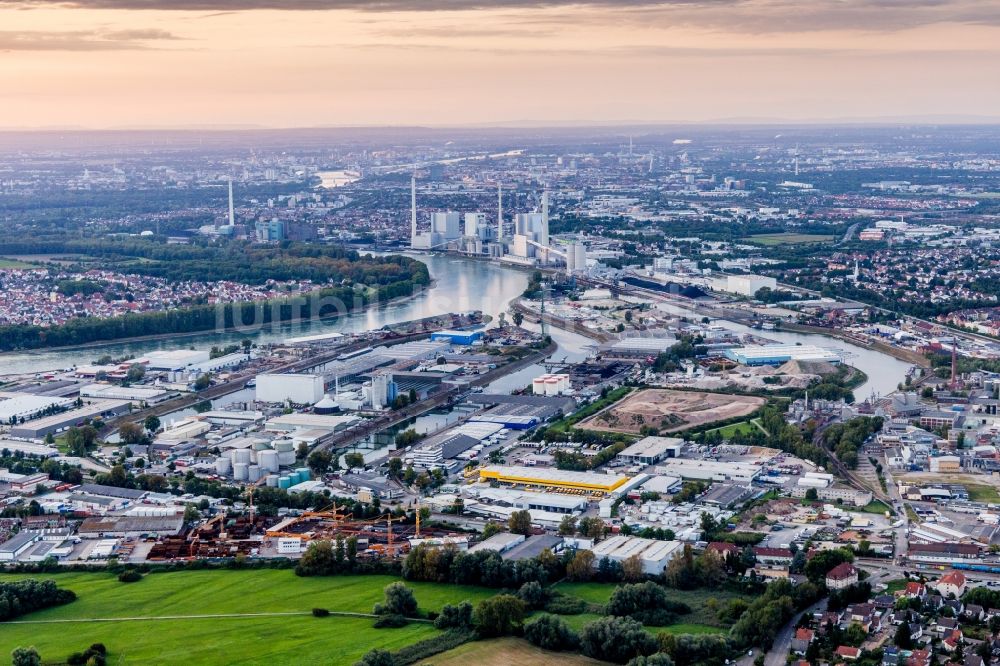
[295,467,311,481]
[233,463,249,481]
[273,441,294,452]
[233,449,252,465]
[278,475,291,489]
[279,451,296,466]
[258,450,280,473]
[247,465,262,483]
[215,457,232,476]
[265,474,279,488]
[289,471,302,484]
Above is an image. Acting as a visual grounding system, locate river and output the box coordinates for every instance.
[0,254,528,376]
[0,255,911,399]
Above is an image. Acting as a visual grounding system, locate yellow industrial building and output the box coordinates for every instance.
[478,465,629,495]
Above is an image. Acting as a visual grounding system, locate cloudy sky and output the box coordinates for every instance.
[2,0,1000,128]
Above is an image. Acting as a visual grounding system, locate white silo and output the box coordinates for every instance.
[215,457,232,476]
[233,463,249,481]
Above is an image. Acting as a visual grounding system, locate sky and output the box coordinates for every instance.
[2,0,1000,128]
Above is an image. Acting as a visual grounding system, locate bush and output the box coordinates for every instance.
[374,582,418,617]
[373,613,409,628]
[524,614,578,652]
[354,649,395,666]
[627,655,674,666]
[517,581,547,609]
[312,608,330,617]
[606,582,690,626]
[434,602,473,630]
[579,616,658,664]
[117,570,142,583]
[473,594,526,637]
[544,593,588,615]
[390,629,475,666]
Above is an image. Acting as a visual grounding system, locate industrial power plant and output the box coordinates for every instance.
[409,176,587,274]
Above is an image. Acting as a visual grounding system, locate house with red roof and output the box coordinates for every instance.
[935,570,967,598]
[826,562,859,590]
[791,628,814,655]
[835,645,861,661]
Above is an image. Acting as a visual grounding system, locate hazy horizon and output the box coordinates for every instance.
[3,1,1000,128]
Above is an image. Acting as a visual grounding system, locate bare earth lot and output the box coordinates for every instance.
[577,388,766,435]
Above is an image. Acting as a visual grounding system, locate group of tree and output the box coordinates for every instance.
[651,336,705,373]
[605,581,692,626]
[662,545,727,590]
[0,580,77,621]
[730,578,822,650]
[819,416,882,470]
[293,536,364,577]
[402,543,565,588]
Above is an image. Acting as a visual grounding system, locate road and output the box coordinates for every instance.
[764,598,827,666]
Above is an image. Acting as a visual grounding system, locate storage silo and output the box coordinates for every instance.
[214,457,232,476]
[233,463,249,481]
[247,465,262,483]
[265,474,279,488]
[274,441,296,466]
[258,450,280,473]
[233,449,252,465]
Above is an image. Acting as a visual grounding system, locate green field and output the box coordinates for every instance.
[0,257,37,269]
[964,483,1000,503]
[885,579,907,594]
[747,233,836,246]
[704,420,763,438]
[0,570,495,666]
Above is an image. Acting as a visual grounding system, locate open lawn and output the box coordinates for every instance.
[845,499,893,515]
[423,637,609,666]
[747,233,836,246]
[705,420,762,438]
[965,483,1000,503]
[885,579,907,594]
[0,570,495,666]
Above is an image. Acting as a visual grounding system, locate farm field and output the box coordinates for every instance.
[424,637,609,665]
[0,570,495,666]
[577,388,765,435]
[747,233,836,246]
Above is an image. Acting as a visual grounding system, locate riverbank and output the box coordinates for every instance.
[510,297,613,344]
[0,286,429,360]
[781,322,930,368]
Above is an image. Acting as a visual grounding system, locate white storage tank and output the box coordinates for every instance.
[232,449,252,465]
[248,465,262,483]
[265,474,280,487]
[214,457,232,476]
[273,440,296,466]
[233,463,249,481]
[258,450,280,473]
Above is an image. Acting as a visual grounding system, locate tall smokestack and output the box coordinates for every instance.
[226,178,234,228]
[497,181,503,241]
[540,189,549,247]
[410,175,417,241]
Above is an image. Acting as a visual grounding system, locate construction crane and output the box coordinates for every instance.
[384,512,407,555]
